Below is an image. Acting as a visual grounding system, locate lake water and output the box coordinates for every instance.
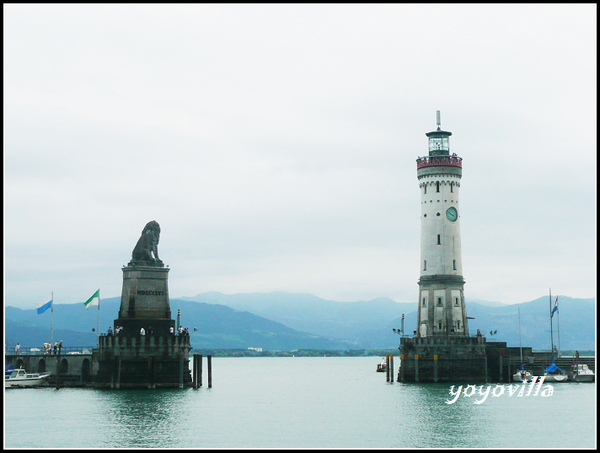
[4,357,596,448]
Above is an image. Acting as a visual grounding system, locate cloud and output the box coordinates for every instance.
[4,4,596,308]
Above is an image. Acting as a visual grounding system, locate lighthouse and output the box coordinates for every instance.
[398,112,486,382]
[416,111,469,338]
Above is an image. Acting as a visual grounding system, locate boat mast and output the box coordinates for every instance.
[549,288,554,360]
[556,297,561,358]
[518,307,523,365]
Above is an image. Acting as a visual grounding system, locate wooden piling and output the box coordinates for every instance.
[200,355,203,388]
[207,355,212,388]
[434,354,438,382]
[193,354,203,388]
[192,355,196,388]
[390,355,394,382]
[386,355,390,382]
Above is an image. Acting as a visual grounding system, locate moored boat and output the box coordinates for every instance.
[543,290,568,382]
[512,367,534,382]
[569,363,595,382]
[5,368,51,388]
[513,308,534,382]
[543,360,569,382]
[543,373,569,382]
[376,358,387,372]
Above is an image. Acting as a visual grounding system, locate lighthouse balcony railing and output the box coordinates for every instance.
[416,155,462,169]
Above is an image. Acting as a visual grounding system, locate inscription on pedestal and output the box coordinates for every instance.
[137,290,166,296]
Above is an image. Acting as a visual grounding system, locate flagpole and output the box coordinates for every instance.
[51,291,54,346]
[97,289,100,343]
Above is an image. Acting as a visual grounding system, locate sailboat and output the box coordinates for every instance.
[544,359,569,382]
[512,307,533,382]
[543,289,569,382]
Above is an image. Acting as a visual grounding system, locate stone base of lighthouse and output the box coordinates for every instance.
[398,336,487,382]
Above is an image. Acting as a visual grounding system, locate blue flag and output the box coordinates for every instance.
[551,296,559,318]
[37,295,53,314]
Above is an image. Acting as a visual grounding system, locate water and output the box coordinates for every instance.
[4,357,596,448]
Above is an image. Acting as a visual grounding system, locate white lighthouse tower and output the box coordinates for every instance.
[415,111,469,338]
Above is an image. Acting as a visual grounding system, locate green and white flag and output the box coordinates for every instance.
[84,289,100,310]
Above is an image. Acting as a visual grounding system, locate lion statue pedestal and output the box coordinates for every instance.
[94,220,192,389]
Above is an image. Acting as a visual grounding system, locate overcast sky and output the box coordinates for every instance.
[4,4,596,310]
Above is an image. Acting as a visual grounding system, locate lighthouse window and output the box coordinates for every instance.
[422,298,426,307]
[450,183,454,193]
[424,185,427,194]
[457,321,460,329]
[455,297,459,306]
[437,297,442,306]
[437,234,441,245]
[423,260,427,271]
[453,260,457,270]
[436,182,440,192]
[438,322,443,330]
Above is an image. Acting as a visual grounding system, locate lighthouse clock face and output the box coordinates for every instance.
[446,207,458,222]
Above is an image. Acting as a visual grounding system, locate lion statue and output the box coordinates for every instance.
[130,220,162,265]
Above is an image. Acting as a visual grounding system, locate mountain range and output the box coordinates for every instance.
[5,292,595,352]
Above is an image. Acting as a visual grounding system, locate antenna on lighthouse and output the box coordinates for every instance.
[436,110,441,130]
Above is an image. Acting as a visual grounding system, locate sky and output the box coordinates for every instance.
[4,4,597,310]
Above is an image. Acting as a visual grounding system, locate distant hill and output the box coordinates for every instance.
[183,292,595,351]
[5,293,595,351]
[180,291,414,345]
[4,297,356,351]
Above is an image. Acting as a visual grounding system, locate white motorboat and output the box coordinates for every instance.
[512,368,534,382]
[569,363,595,382]
[5,368,51,388]
[376,358,387,372]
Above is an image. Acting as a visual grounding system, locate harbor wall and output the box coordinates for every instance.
[6,351,98,386]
